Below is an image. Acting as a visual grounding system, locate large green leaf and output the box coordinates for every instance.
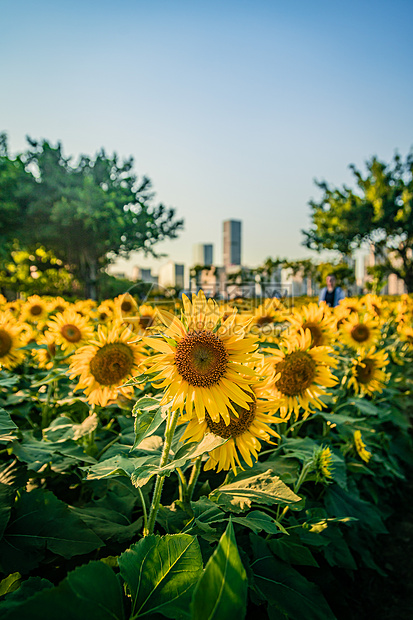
[131,397,167,450]
[71,486,143,544]
[0,482,15,540]
[269,538,319,567]
[119,534,203,619]
[191,521,247,620]
[0,408,17,433]
[131,434,229,488]
[251,536,335,620]
[0,408,18,442]
[0,561,124,620]
[0,573,21,597]
[86,454,158,480]
[0,576,53,615]
[0,489,103,573]
[324,485,387,534]
[231,510,286,535]
[209,469,301,513]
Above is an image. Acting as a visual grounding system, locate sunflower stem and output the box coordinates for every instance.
[41,380,54,429]
[144,408,180,536]
[184,455,202,503]
[176,468,187,502]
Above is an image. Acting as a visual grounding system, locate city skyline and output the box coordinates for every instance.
[2,1,412,273]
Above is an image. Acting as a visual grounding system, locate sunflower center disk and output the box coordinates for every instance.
[0,330,12,357]
[61,324,82,343]
[121,301,132,312]
[304,322,323,347]
[351,324,370,342]
[355,359,375,384]
[256,316,272,327]
[90,343,134,386]
[175,331,228,387]
[30,304,43,316]
[275,351,317,396]
[206,399,256,438]
[139,315,154,329]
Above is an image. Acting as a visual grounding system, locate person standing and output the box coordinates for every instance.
[319,274,346,307]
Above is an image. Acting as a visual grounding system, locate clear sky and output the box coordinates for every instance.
[2,0,413,275]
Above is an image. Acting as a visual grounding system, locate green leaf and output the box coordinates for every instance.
[251,535,335,620]
[324,485,387,534]
[0,561,124,620]
[0,577,53,614]
[0,408,17,434]
[0,573,21,597]
[119,534,203,619]
[130,434,229,488]
[191,520,247,620]
[0,489,103,573]
[0,408,18,442]
[131,397,167,450]
[231,510,286,535]
[210,469,301,513]
[71,487,143,544]
[86,454,158,480]
[269,539,319,567]
[0,482,15,540]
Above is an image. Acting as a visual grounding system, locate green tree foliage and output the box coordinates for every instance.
[0,134,184,298]
[303,150,413,291]
[0,243,77,297]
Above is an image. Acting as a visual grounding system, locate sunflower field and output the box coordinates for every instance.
[0,291,412,619]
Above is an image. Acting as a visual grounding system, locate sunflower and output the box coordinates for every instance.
[265,329,338,419]
[48,297,69,315]
[4,300,23,317]
[115,293,139,319]
[180,378,282,474]
[72,299,96,317]
[69,321,144,406]
[363,294,388,319]
[353,430,371,463]
[313,445,334,483]
[142,290,260,424]
[398,324,413,349]
[123,304,160,336]
[0,314,25,370]
[21,295,49,323]
[20,323,39,347]
[95,301,115,324]
[340,313,380,350]
[347,347,389,396]
[287,302,335,348]
[48,309,95,353]
[34,331,57,370]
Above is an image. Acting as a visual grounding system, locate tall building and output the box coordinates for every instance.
[223,220,242,268]
[158,261,185,290]
[192,243,213,266]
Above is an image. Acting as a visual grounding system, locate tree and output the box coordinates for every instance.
[303,150,413,292]
[0,135,184,298]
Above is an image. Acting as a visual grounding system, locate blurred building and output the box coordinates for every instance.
[223,220,242,268]
[131,266,158,285]
[158,261,185,290]
[192,243,213,266]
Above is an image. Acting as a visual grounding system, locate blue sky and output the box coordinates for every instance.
[2,0,413,275]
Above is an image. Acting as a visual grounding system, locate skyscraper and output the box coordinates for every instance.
[223,220,242,268]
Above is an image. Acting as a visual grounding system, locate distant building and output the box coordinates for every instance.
[223,220,242,268]
[158,261,185,290]
[132,267,158,284]
[192,243,213,266]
